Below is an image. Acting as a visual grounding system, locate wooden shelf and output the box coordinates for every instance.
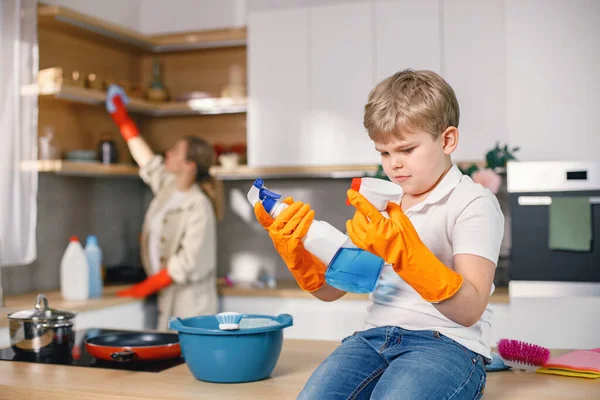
[21,160,139,177]
[210,165,381,180]
[38,83,247,116]
[24,160,494,181]
[38,4,246,53]
[214,162,494,181]
[23,160,381,180]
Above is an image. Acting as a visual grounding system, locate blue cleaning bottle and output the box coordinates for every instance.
[85,235,104,298]
[248,178,402,293]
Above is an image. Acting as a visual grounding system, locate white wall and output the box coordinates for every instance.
[42,0,141,31]
[138,0,246,34]
[43,0,247,34]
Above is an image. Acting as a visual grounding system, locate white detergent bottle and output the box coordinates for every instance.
[85,235,103,298]
[60,236,90,301]
[247,178,402,293]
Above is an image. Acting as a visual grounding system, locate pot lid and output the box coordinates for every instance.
[8,293,76,321]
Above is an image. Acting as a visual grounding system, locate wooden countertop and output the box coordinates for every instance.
[218,280,510,304]
[0,285,136,328]
[0,340,596,399]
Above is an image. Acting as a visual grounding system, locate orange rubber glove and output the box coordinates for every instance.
[117,268,173,298]
[346,189,463,303]
[254,197,327,292]
[106,84,139,141]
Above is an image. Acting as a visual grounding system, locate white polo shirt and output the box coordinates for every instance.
[364,164,504,359]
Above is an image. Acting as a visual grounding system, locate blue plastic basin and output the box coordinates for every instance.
[169,313,293,383]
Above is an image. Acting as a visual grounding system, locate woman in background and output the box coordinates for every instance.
[106,85,221,330]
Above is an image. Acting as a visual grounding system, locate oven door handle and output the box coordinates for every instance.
[517,196,600,206]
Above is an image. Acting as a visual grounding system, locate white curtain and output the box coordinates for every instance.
[0,0,38,266]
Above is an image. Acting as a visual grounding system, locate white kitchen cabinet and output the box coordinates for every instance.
[489,297,600,350]
[221,295,600,350]
[505,0,600,161]
[488,303,511,345]
[0,328,9,348]
[247,8,311,167]
[308,1,379,166]
[375,0,441,80]
[505,297,600,350]
[442,0,507,161]
[0,301,153,350]
[74,301,154,331]
[248,2,380,167]
[220,296,370,341]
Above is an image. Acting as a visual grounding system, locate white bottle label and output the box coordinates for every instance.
[303,220,348,266]
[269,200,348,266]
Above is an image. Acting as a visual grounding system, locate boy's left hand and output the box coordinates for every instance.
[346,189,463,303]
[345,189,408,263]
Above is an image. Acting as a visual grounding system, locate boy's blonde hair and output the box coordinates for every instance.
[363,69,459,142]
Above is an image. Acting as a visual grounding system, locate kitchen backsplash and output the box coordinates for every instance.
[1,175,356,295]
[217,178,356,280]
[2,174,510,295]
[1,174,148,295]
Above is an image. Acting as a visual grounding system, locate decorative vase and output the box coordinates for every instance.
[146,60,168,102]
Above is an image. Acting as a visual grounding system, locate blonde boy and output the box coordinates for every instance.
[255,69,504,399]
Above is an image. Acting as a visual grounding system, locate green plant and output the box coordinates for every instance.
[485,143,520,170]
[459,142,519,176]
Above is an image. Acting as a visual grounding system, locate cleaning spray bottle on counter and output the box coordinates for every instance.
[60,236,89,301]
[85,235,103,298]
[247,177,402,293]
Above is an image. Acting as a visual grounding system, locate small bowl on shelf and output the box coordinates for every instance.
[218,153,239,170]
[66,150,97,163]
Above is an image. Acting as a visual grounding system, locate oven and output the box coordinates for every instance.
[507,161,600,298]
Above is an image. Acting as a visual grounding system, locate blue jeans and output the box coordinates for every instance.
[298,326,487,400]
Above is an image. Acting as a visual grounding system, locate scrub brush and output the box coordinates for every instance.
[497,338,550,371]
[215,312,243,330]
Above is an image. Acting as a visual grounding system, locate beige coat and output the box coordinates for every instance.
[139,156,218,330]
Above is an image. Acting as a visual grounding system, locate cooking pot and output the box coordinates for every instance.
[7,293,76,356]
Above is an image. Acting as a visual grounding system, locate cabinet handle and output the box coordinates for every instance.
[517,196,600,206]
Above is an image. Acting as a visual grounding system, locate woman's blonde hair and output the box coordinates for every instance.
[185,136,224,221]
[363,69,460,142]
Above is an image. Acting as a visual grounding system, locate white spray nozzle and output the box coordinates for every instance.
[247,178,286,217]
[355,177,403,211]
[247,178,264,205]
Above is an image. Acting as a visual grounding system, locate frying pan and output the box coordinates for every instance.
[84,332,181,362]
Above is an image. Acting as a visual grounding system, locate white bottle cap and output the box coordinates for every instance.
[357,178,403,211]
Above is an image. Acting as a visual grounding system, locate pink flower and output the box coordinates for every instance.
[471,168,502,194]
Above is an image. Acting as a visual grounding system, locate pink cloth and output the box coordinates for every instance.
[543,350,600,372]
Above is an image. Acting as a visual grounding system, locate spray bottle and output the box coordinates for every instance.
[247,177,402,293]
